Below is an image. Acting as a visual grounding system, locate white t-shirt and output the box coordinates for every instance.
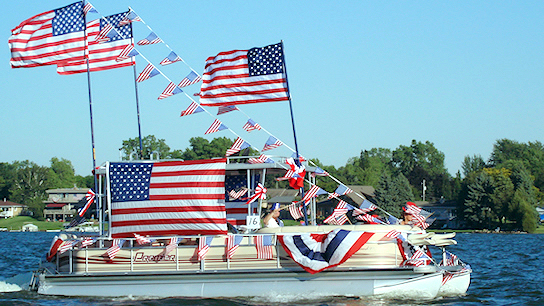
[266,218,284,228]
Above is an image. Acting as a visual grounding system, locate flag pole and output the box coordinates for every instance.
[280,40,308,226]
[130,31,144,159]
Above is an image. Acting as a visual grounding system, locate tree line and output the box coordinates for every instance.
[2,136,542,232]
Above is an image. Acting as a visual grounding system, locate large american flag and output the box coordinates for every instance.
[56,11,135,74]
[108,159,228,238]
[200,42,289,107]
[9,1,86,68]
[224,174,259,226]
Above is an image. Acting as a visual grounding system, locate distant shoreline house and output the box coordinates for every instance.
[0,199,27,218]
[43,188,88,222]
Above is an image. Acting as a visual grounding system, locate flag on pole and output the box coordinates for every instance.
[164,237,179,255]
[289,202,304,220]
[106,239,124,260]
[78,189,95,217]
[200,42,289,107]
[80,237,96,248]
[242,119,261,132]
[262,136,283,151]
[254,235,274,259]
[178,71,202,88]
[198,236,213,260]
[136,64,160,82]
[226,137,250,156]
[56,11,134,74]
[217,105,238,115]
[137,32,162,45]
[160,51,182,65]
[205,119,228,134]
[180,101,204,117]
[9,1,86,68]
[226,235,243,259]
[158,82,183,100]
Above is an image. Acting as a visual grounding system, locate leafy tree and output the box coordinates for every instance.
[121,135,173,160]
[461,171,495,229]
[374,172,414,217]
[48,157,76,188]
[0,162,15,200]
[461,154,486,177]
[9,161,52,220]
[180,137,234,160]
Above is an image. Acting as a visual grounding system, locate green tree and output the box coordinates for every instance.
[461,154,486,177]
[0,162,16,200]
[461,171,495,229]
[9,161,52,220]
[121,135,173,160]
[374,172,414,217]
[48,157,76,188]
[180,137,234,160]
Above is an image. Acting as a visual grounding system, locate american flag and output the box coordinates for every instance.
[83,2,97,15]
[404,202,422,215]
[254,235,274,259]
[289,202,303,220]
[228,188,248,200]
[242,119,261,132]
[137,32,162,45]
[262,136,283,152]
[327,184,353,199]
[164,237,179,255]
[247,154,274,164]
[95,23,114,43]
[108,159,228,238]
[357,199,377,214]
[106,239,124,260]
[224,174,259,226]
[388,215,401,225]
[178,71,202,88]
[324,213,348,225]
[9,1,86,68]
[116,44,139,62]
[78,189,95,217]
[444,251,458,266]
[56,11,134,74]
[160,51,182,65]
[205,119,228,135]
[119,11,141,26]
[180,101,204,117]
[158,82,183,100]
[442,272,454,286]
[356,214,384,224]
[136,64,160,82]
[134,233,152,245]
[311,167,329,178]
[380,229,401,241]
[217,105,238,115]
[301,185,327,204]
[80,237,95,248]
[58,240,76,254]
[226,235,243,259]
[198,236,213,260]
[246,183,267,205]
[200,42,289,107]
[226,137,250,156]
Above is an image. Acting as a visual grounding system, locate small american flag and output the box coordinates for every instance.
[442,272,454,285]
[328,184,353,199]
[217,105,238,115]
[198,237,213,260]
[254,235,274,259]
[444,251,458,266]
[358,199,377,214]
[58,240,76,254]
[134,233,152,245]
[106,239,123,260]
[311,166,329,178]
[226,137,250,156]
[247,154,274,164]
[178,71,202,88]
[137,32,162,45]
[205,119,228,134]
[380,229,401,241]
[229,188,248,200]
[262,136,283,152]
[164,237,179,255]
[226,235,243,259]
[95,22,114,43]
[289,202,303,220]
[80,237,95,248]
[356,214,384,224]
[158,82,183,100]
[136,64,160,82]
[119,11,141,26]
[83,2,97,15]
[116,44,138,62]
[242,119,261,132]
[301,185,327,204]
[324,214,348,225]
[180,101,204,117]
[160,51,183,65]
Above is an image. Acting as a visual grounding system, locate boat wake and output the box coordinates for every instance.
[0,281,22,292]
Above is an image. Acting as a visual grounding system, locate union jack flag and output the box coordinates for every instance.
[158,82,182,100]
[226,137,250,156]
[254,235,274,259]
[160,51,183,65]
[178,71,202,88]
[242,119,261,132]
[136,63,160,82]
[198,236,213,260]
[262,136,283,151]
[226,235,243,259]
[137,32,161,45]
[180,101,204,117]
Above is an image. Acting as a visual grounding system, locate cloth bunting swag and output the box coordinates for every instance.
[243,119,261,132]
[78,189,95,217]
[254,235,274,259]
[180,101,204,117]
[217,105,238,115]
[160,51,182,65]
[278,229,374,274]
[178,71,202,88]
[246,183,267,205]
[138,32,162,45]
[158,82,182,100]
[198,236,214,260]
[226,137,250,156]
[262,136,283,151]
[247,154,274,164]
[136,64,160,82]
[226,235,243,259]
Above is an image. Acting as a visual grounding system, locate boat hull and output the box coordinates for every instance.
[38,268,443,298]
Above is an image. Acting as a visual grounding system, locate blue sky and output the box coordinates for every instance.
[2,1,543,176]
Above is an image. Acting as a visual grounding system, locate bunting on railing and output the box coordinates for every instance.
[226,235,243,259]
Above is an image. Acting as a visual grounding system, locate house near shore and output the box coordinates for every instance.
[0,199,27,219]
[42,187,88,222]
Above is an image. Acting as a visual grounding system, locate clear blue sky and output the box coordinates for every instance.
[2,1,543,176]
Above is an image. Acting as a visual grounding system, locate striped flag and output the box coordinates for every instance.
[9,1,86,68]
[356,214,384,224]
[200,42,289,107]
[160,51,182,65]
[158,82,183,100]
[311,167,329,178]
[137,32,162,45]
[357,199,377,214]
[95,23,114,43]
[198,236,213,260]
[205,119,228,134]
[328,184,353,199]
[217,105,238,115]
[83,2,98,15]
[180,101,204,117]
[78,189,95,217]
[226,235,243,259]
[226,137,250,156]
[247,154,274,164]
[242,119,261,132]
[58,240,76,254]
[108,159,228,238]
[262,136,283,152]
[56,11,134,74]
[289,202,303,220]
[442,272,454,286]
[164,237,179,255]
[80,237,95,248]
[380,229,401,241]
[178,71,202,88]
[134,233,152,245]
[246,183,267,205]
[119,11,141,26]
[116,44,139,62]
[301,185,327,204]
[136,64,160,82]
[254,235,274,259]
[324,214,348,225]
[106,239,124,260]
[228,188,248,200]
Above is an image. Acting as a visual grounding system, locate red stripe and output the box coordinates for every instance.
[113,205,226,215]
[112,229,227,238]
[226,208,248,214]
[153,158,226,167]
[149,194,224,201]
[204,63,248,77]
[112,218,227,227]
[200,97,289,107]
[204,51,247,69]
[202,87,288,99]
[149,181,224,189]
[151,169,225,177]
[202,78,287,91]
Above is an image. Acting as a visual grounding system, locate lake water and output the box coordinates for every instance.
[0,231,542,305]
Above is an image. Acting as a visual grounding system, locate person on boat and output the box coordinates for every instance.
[263,203,284,228]
[400,202,417,225]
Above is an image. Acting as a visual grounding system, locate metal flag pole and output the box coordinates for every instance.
[280,40,308,225]
[129,27,144,159]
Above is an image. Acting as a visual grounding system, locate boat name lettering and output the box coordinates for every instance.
[134,252,176,263]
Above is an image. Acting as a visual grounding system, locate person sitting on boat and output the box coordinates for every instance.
[400,202,416,225]
[263,203,284,228]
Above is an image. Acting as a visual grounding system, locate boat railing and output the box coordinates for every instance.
[55,231,406,275]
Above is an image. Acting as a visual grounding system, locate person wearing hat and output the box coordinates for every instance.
[401,202,417,225]
[263,203,284,228]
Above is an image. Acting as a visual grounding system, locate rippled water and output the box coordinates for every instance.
[0,232,542,305]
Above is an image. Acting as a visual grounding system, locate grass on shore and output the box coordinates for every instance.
[0,216,64,231]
